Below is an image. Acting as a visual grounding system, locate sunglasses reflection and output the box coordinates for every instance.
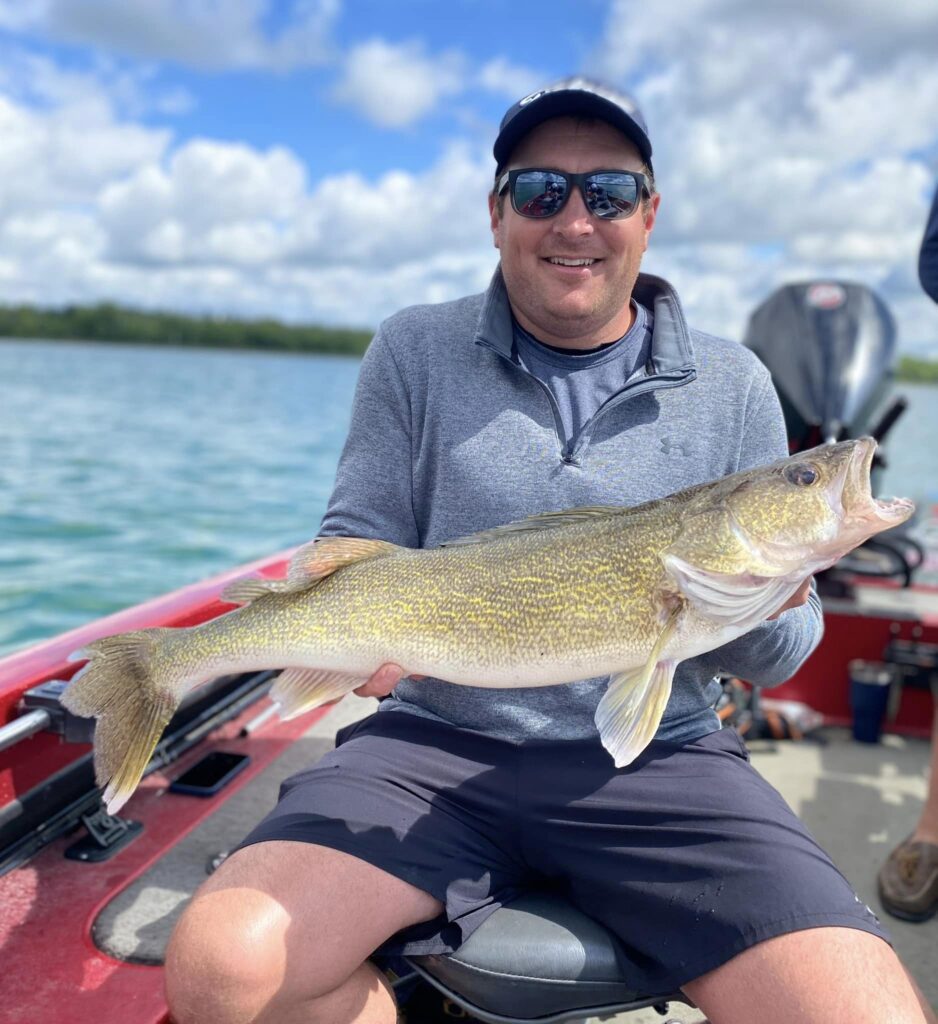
[506,169,644,221]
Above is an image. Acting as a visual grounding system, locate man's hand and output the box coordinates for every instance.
[354,663,424,698]
[766,577,813,621]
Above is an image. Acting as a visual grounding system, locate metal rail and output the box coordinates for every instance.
[0,709,52,753]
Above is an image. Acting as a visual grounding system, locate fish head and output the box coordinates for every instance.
[721,437,914,570]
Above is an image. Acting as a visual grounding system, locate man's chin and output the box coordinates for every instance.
[541,295,610,326]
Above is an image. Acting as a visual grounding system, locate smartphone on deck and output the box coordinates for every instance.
[169,750,251,796]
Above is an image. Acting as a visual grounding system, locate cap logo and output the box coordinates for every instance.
[519,89,547,107]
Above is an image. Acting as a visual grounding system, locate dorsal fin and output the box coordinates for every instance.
[442,506,624,548]
[221,537,399,605]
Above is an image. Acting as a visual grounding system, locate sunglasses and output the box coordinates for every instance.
[497,168,650,221]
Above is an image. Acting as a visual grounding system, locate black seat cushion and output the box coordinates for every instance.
[406,891,667,1021]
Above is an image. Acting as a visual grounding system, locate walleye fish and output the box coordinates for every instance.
[63,438,913,813]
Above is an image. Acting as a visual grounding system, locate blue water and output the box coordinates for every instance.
[0,340,359,655]
[2,338,937,657]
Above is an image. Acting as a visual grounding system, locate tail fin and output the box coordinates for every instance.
[62,629,180,814]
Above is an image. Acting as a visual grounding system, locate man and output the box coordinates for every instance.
[877,182,938,923]
[164,79,933,1023]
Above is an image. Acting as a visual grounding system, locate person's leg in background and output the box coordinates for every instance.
[878,706,938,921]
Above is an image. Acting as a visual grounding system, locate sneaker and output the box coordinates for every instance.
[877,837,938,922]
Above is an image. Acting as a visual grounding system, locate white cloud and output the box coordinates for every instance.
[288,141,490,266]
[332,38,467,128]
[94,134,493,274]
[99,140,308,265]
[0,42,194,129]
[0,0,339,71]
[0,69,498,324]
[0,2,39,31]
[0,73,169,219]
[330,45,544,132]
[476,58,544,100]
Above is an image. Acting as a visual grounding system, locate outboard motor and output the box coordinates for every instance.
[743,280,901,454]
[744,281,921,587]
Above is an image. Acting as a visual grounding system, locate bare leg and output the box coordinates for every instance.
[682,927,935,1024]
[164,840,443,1024]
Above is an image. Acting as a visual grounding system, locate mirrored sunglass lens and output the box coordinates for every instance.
[585,174,639,218]
[513,172,568,217]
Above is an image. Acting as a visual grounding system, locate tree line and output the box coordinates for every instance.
[895,354,938,383]
[0,302,373,356]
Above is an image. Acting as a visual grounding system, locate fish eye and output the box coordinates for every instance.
[785,463,819,486]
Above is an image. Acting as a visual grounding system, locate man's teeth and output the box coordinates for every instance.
[548,257,596,266]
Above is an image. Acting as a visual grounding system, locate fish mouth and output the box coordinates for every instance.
[845,437,914,525]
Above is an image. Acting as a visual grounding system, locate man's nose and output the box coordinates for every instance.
[551,187,594,237]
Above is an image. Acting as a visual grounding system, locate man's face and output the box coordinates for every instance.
[489,117,660,349]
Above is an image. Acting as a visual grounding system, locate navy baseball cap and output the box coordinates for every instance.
[493,76,652,172]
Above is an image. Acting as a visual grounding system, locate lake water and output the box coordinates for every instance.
[0,339,359,656]
[2,338,937,657]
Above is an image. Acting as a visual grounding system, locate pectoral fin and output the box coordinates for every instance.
[595,611,679,768]
[663,553,804,625]
[270,668,368,719]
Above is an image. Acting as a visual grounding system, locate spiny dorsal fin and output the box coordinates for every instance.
[442,506,624,548]
[221,537,399,605]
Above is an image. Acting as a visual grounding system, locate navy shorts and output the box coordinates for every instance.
[238,709,890,995]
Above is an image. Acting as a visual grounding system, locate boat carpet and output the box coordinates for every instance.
[93,697,377,964]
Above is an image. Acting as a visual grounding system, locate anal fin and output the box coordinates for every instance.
[271,667,368,719]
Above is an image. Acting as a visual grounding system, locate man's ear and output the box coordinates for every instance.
[642,192,661,250]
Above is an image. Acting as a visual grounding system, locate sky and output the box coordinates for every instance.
[1,0,938,356]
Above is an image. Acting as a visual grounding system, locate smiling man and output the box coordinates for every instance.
[165,79,934,1024]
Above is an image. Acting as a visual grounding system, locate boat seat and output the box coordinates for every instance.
[405,891,693,1023]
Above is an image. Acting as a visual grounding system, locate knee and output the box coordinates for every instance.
[164,893,295,1024]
